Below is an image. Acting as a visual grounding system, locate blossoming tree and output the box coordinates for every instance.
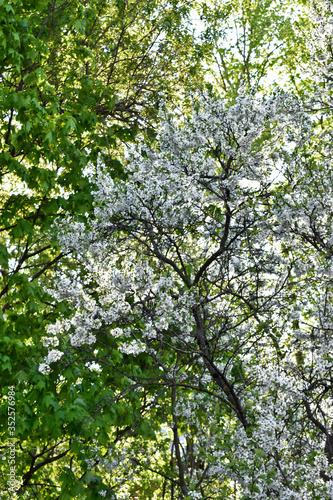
[39,53,333,498]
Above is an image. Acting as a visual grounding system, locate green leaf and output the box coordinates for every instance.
[0,244,9,267]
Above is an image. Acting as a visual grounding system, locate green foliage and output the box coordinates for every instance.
[198,0,305,96]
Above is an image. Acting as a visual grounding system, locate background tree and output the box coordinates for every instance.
[197,0,304,96]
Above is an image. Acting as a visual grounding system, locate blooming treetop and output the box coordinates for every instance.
[39,78,333,499]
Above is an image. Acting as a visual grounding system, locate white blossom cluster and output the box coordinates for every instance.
[39,349,64,375]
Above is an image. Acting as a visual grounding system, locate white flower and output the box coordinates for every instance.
[85,362,102,373]
[45,349,64,364]
[41,336,59,348]
[38,363,51,375]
